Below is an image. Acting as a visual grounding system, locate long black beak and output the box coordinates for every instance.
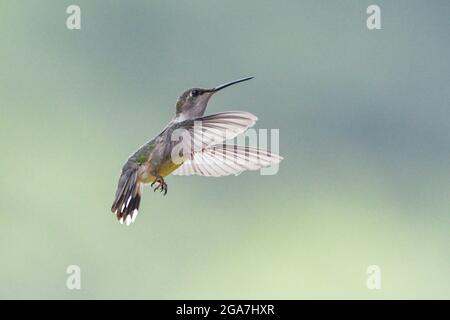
[212,76,254,93]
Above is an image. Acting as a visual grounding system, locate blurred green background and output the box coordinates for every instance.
[0,0,449,299]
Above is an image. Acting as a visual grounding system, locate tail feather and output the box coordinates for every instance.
[111,167,142,226]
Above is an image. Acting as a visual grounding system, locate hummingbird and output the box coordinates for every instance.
[111,77,283,225]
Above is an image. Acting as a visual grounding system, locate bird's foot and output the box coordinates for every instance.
[151,176,168,195]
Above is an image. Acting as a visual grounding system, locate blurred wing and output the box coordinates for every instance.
[173,111,258,154]
[172,144,283,177]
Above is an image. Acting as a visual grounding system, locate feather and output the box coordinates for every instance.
[172,145,283,177]
[111,166,142,226]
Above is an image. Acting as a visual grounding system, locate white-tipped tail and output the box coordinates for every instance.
[111,167,142,225]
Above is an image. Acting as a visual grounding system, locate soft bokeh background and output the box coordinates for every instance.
[0,0,449,299]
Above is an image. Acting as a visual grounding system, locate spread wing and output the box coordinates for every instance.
[170,111,257,158]
[172,144,283,177]
[170,111,282,176]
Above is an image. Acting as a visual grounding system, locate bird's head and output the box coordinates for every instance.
[175,76,253,120]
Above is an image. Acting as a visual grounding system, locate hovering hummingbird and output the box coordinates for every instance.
[111,77,283,225]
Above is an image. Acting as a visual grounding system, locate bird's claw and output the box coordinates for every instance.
[151,177,168,195]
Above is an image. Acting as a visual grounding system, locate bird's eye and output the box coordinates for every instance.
[191,90,200,97]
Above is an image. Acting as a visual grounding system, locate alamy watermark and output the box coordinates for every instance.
[367,5,381,30]
[366,265,381,290]
[66,265,81,290]
[170,123,281,176]
[66,5,81,30]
